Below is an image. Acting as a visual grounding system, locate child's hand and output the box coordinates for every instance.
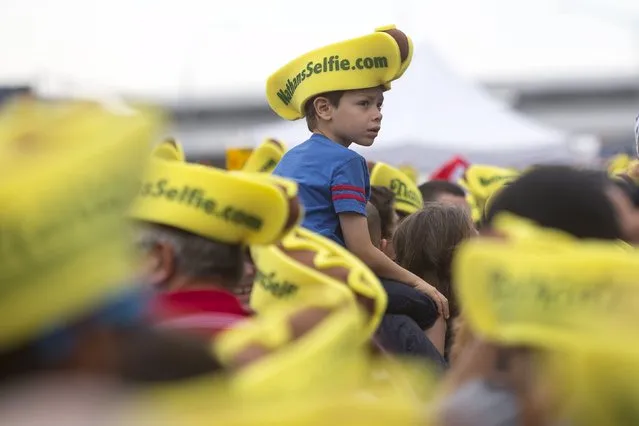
[413,279,449,319]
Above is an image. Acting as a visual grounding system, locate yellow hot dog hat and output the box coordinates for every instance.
[241,138,287,173]
[0,98,162,349]
[250,226,387,340]
[458,164,519,222]
[130,141,303,246]
[214,302,368,398]
[369,161,423,215]
[398,164,419,184]
[267,25,414,120]
[453,213,639,354]
[152,137,186,161]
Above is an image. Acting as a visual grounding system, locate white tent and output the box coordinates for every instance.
[250,41,578,171]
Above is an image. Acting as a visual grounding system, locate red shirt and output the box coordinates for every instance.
[150,289,252,337]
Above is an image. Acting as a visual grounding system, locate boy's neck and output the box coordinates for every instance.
[312,128,351,148]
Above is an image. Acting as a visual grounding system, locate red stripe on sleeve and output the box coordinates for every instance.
[332,193,366,203]
[331,184,365,194]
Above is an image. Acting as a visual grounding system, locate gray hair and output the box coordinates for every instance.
[136,223,244,286]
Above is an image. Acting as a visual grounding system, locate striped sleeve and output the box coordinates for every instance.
[331,157,369,215]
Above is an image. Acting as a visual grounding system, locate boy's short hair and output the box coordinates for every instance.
[303,91,345,132]
[366,202,382,248]
[369,186,396,239]
[418,180,466,202]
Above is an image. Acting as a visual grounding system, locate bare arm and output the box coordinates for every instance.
[339,212,449,318]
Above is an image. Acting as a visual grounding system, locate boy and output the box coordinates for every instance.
[267,25,448,317]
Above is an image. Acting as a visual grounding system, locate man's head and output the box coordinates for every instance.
[136,223,245,291]
[304,86,384,148]
[485,166,624,241]
[419,180,468,209]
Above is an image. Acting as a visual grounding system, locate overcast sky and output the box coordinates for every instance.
[1,0,637,100]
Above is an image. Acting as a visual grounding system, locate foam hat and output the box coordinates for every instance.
[267,25,413,120]
[130,140,303,246]
[458,164,519,222]
[369,161,423,215]
[241,138,286,173]
[0,98,162,349]
[152,137,186,162]
[453,213,639,354]
[249,226,387,341]
[398,164,419,184]
[214,301,369,398]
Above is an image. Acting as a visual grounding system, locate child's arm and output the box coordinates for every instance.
[339,212,449,318]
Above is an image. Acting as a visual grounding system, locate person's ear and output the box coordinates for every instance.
[144,242,176,289]
[380,238,388,252]
[313,96,335,121]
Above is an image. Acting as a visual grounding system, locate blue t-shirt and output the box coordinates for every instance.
[273,133,370,246]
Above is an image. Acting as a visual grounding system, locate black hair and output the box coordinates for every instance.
[418,180,466,202]
[485,165,622,240]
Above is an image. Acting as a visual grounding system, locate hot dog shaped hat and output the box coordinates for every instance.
[0,98,161,349]
[250,226,387,340]
[369,161,423,215]
[267,25,413,120]
[129,140,303,246]
[241,138,286,174]
[458,164,519,222]
[453,213,639,354]
[214,301,368,398]
[398,164,419,184]
[152,137,186,162]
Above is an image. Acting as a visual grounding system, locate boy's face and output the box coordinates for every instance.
[328,87,384,147]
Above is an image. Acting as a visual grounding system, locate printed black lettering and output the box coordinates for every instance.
[374,56,388,68]
[140,182,153,196]
[165,188,178,200]
[390,178,421,208]
[202,199,215,214]
[255,269,299,298]
[153,179,167,197]
[138,179,264,231]
[275,54,391,105]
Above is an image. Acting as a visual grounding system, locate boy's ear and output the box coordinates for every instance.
[313,96,334,121]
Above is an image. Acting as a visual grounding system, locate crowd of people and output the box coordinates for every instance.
[3,25,639,425]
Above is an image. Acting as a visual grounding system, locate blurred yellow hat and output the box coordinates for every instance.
[241,138,286,173]
[250,226,387,340]
[458,164,519,222]
[454,213,639,354]
[130,140,303,246]
[370,161,423,215]
[0,98,162,348]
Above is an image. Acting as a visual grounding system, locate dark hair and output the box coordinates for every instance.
[393,203,475,317]
[366,203,382,247]
[418,180,466,202]
[303,91,345,132]
[485,165,622,240]
[613,176,639,207]
[369,186,396,239]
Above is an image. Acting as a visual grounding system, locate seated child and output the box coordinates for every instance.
[267,25,448,318]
